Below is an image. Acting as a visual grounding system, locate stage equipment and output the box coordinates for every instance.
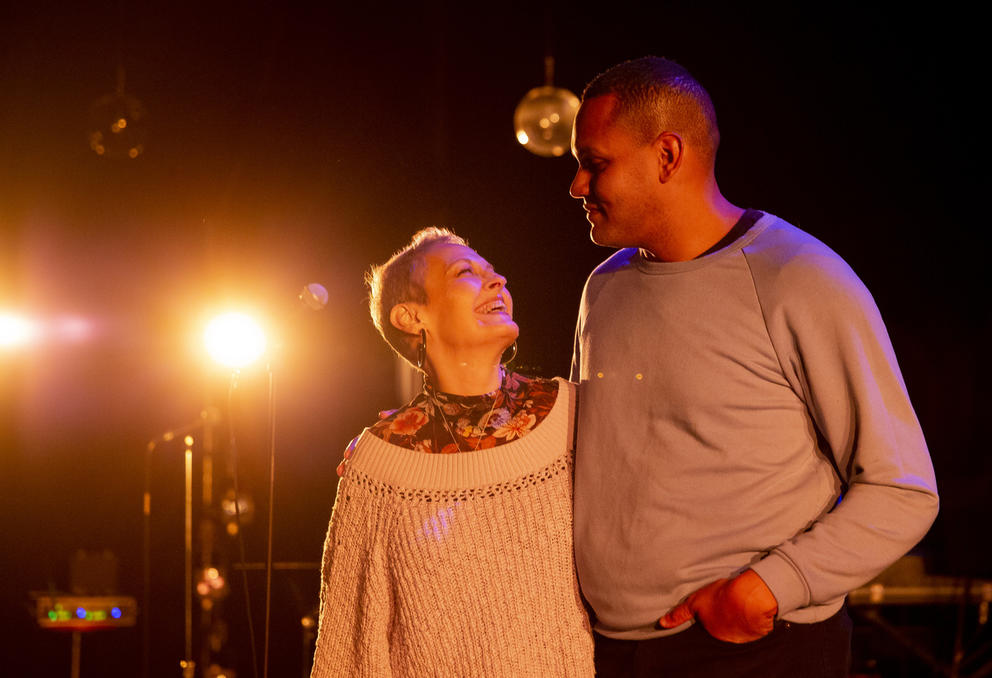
[204,312,267,368]
[513,55,579,158]
[0,310,39,349]
[32,593,137,678]
[202,287,325,678]
[144,408,220,678]
[88,65,147,159]
[34,593,138,631]
[849,555,992,676]
[181,435,196,677]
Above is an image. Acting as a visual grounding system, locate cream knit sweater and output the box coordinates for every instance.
[311,378,594,677]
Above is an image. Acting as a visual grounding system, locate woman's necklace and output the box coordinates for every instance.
[429,368,504,453]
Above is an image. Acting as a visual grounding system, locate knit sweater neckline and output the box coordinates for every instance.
[349,377,573,492]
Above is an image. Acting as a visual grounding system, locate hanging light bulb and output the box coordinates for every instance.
[513,56,579,158]
[88,65,147,159]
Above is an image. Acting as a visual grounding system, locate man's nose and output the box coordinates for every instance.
[569,169,589,199]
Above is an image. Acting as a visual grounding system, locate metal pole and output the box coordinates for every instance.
[142,441,153,678]
[71,631,81,678]
[262,366,275,678]
[182,437,196,678]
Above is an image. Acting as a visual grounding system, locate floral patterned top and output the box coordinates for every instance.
[368,372,560,453]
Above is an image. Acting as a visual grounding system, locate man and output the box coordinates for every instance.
[568,56,938,677]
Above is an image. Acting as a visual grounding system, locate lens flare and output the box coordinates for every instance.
[204,312,266,368]
[0,312,40,349]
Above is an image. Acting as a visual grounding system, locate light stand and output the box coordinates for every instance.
[262,364,276,678]
[142,410,217,678]
[181,434,195,678]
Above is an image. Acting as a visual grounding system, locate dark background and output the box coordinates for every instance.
[1,1,988,676]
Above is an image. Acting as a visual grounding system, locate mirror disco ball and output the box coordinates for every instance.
[87,92,147,159]
[513,86,579,158]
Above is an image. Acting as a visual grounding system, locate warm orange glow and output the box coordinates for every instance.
[204,312,267,368]
[0,311,39,349]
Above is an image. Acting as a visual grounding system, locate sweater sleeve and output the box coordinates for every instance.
[311,473,394,678]
[747,242,939,617]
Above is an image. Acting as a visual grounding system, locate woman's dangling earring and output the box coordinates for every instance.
[416,329,427,370]
[501,340,518,366]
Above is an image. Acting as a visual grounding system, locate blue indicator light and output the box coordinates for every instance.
[111,607,122,619]
[76,608,87,619]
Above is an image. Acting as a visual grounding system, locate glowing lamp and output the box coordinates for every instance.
[513,86,579,157]
[513,55,579,158]
[204,312,267,368]
[0,311,39,349]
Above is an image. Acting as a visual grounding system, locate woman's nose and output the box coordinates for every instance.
[487,272,507,289]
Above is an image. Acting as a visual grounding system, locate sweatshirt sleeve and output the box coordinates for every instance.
[747,240,939,617]
[311,472,394,677]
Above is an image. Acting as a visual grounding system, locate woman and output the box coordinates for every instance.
[310,228,594,677]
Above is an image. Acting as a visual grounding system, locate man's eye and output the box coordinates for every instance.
[458,267,473,276]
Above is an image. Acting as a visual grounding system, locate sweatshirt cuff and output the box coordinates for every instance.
[750,552,809,618]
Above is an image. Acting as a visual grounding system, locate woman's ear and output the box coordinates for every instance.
[389,303,424,336]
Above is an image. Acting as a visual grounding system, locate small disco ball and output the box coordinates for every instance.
[87,91,147,159]
[513,86,579,158]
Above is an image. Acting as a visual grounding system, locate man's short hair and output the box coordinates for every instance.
[583,56,720,166]
[366,227,467,367]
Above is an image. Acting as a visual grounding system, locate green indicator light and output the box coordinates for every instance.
[48,611,57,621]
[93,610,107,621]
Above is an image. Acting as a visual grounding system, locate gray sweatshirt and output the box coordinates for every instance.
[571,212,938,640]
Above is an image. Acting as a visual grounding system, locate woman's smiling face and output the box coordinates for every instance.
[417,242,518,354]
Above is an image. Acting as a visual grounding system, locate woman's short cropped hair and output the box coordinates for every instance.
[366,227,467,366]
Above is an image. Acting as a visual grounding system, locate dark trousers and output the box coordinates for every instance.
[594,607,852,678]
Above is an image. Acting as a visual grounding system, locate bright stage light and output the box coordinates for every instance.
[0,311,40,349]
[204,312,267,368]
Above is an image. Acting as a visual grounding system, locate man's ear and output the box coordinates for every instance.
[389,303,424,336]
[653,131,684,183]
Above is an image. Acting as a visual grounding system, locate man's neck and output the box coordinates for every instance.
[641,190,744,262]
